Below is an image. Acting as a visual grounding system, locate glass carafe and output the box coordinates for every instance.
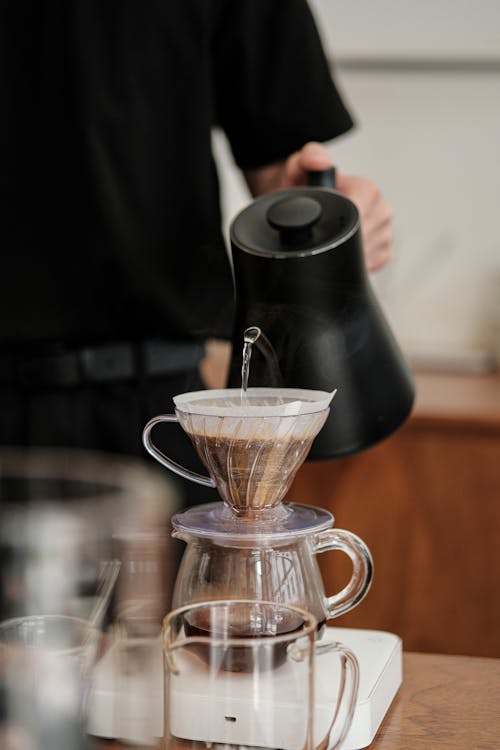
[170,502,372,631]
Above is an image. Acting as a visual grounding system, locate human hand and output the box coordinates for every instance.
[288,142,393,272]
[245,141,393,272]
[335,171,393,273]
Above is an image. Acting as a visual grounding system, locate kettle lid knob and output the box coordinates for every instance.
[266,196,322,244]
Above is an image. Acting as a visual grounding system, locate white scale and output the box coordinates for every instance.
[89,626,402,749]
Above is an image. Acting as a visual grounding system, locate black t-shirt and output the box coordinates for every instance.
[1,0,353,346]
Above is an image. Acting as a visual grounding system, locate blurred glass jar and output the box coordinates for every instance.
[0,448,179,624]
[0,448,179,749]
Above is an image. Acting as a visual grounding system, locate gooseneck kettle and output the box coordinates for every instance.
[227,168,415,459]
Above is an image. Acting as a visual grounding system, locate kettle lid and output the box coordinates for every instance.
[230,188,359,259]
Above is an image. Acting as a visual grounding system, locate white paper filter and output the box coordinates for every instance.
[173,388,336,417]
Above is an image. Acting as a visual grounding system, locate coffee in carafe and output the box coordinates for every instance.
[182,600,305,672]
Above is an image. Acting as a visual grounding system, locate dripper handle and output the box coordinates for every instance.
[313,529,373,619]
[142,415,216,488]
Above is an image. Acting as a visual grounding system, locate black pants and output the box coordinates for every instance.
[0,369,220,509]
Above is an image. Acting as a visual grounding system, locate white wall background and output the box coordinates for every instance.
[307,0,500,60]
[213,0,500,370]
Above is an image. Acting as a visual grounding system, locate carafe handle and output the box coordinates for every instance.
[313,529,373,619]
[142,415,216,488]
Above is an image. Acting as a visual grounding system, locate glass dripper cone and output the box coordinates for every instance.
[173,388,334,516]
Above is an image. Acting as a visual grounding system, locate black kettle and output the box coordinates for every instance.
[227,169,415,460]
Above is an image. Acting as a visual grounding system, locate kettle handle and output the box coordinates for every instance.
[313,528,373,619]
[307,166,336,189]
[142,415,216,488]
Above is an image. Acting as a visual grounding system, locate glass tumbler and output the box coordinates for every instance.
[0,614,98,750]
[163,599,359,750]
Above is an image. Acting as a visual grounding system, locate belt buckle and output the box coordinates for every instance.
[80,343,136,383]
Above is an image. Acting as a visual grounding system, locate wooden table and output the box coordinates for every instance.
[370,652,500,749]
[98,651,500,750]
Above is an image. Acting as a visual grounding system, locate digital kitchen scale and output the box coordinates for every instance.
[88,627,402,749]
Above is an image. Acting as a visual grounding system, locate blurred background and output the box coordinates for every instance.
[207,0,500,659]
[2,4,498,748]
[1,10,498,735]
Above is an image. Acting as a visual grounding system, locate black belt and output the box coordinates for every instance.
[0,340,205,388]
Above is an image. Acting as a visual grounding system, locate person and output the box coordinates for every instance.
[0,0,392,506]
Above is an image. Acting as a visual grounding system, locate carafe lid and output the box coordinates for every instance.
[171,501,333,544]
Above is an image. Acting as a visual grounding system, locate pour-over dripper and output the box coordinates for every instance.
[142,388,334,516]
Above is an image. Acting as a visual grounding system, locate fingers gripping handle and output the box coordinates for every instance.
[314,529,373,619]
[142,415,216,488]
